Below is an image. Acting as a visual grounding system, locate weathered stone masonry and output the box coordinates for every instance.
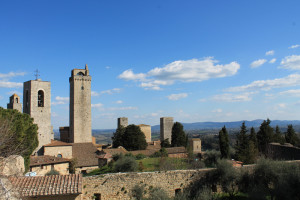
[82,169,212,200]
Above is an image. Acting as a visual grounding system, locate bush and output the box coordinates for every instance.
[147,187,170,200]
[131,184,145,200]
[113,156,138,172]
[135,153,146,160]
[203,150,221,167]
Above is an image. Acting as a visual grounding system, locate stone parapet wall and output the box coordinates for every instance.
[82,169,212,200]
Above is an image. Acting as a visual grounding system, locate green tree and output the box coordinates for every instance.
[219,126,229,159]
[235,122,249,163]
[160,138,171,148]
[122,124,147,151]
[273,125,285,144]
[257,119,274,153]
[113,156,138,172]
[171,122,187,147]
[285,124,299,146]
[0,107,38,171]
[249,127,258,148]
[247,127,259,164]
[111,125,126,148]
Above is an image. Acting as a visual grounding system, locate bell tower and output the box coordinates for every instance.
[69,64,92,143]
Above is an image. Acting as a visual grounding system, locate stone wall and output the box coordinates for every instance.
[44,146,73,159]
[30,162,69,176]
[82,169,212,200]
[138,124,151,143]
[266,143,300,160]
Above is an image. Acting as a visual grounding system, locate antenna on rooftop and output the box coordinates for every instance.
[34,69,40,80]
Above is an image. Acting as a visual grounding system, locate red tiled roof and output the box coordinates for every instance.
[72,143,99,167]
[44,140,72,147]
[30,155,70,167]
[103,146,128,155]
[9,174,82,197]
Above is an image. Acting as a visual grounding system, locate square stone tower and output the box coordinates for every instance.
[7,93,22,113]
[117,117,128,128]
[160,117,174,142]
[69,64,92,143]
[23,79,53,155]
[138,124,151,142]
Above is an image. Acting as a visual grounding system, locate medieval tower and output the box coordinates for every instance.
[118,117,128,128]
[7,93,22,113]
[160,117,174,142]
[23,79,53,155]
[69,64,92,143]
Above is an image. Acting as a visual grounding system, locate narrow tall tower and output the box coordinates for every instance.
[23,79,53,155]
[117,117,128,128]
[7,93,22,113]
[160,117,174,142]
[69,64,92,143]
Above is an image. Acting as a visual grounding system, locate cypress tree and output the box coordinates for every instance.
[171,122,187,147]
[219,126,229,159]
[273,125,285,144]
[112,125,126,148]
[257,119,274,153]
[235,122,249,163]
[285,124,299,146]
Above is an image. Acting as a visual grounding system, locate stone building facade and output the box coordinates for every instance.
[117,117,128,128]
[7,93,22,113]
[160,117,174,142]
[189,138,202,154]
[138,124,151,142]
[23,79,53,155]
[69,65,92,143]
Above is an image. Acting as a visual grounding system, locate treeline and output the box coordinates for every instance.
[219,119,300,164]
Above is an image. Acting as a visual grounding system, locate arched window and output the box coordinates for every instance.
[16,98,18,103]
[38,90,44,107]
[77,72,84,76]
[57,154,62,158]
[25,90,29,110]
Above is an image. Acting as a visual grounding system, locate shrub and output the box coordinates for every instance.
[135,153,146,160]
[113,156,138,172]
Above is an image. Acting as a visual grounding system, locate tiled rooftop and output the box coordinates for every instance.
[9,174,82,197]
[30,155,70,167]
[44,140,72,147]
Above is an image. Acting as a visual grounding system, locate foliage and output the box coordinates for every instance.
[218,126,230,159]
[159,157,188,171]
[273,125,285,144]
[161,138,171,148]
[171,122,187,147]
[113,156,138,172]
[138,161,145,171]
[135,153,146,160]
[0,107,38,171]
[235,122,249,163]
[123,124,148,151]
[151,148,168,158]
[131,184,145,200]
[69,158,77,174]
[84,165,113,176]
[257,119,274,153]
[111,126,125,148]
[147,187,170,200]
[45,169,60,176]
[285,124,300,146]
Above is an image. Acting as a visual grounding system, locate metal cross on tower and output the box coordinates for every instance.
[34,69,40,80]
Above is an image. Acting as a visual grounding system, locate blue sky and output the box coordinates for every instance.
[1,1,300,129]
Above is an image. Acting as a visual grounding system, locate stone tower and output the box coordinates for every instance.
[160,117,174,142]
[7,93,22,113]
[69,64,92,143]
[23,79,53,155]
[117,117,128,128]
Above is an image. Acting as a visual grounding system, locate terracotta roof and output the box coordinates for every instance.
[44,140,72,147]
[129,149,156,156]
[9,174,82,197]
[30,156,70,167]
[166,147,187,154]
[72,143,99,167]
[97,153,112,159]
[103,146,128,155]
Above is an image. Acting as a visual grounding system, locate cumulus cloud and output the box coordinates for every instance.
[277,103,287,108]
[279,89,300,97]
[101,88,121,95]
[280,55,300,70]
[7,91,22,96]
[52,96,69,105]
[212,109,223,113]
[0,81,23,88]
[265,50,274,56]
[115,100,123,104]
[119,58,240,90]
[91,91,99,96]
[250,59,267,68]
[167,93,188,101]
[289,44,300,49]
[108,106,138,111]
[0,72,26,79]
[226,74,300,92]
[269,58,276,64]
[212,93,253,102]
[91,103,103,108]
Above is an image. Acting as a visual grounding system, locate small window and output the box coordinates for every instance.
[57,154,62,158]
[81,86,84,90]
[77,72,84,76]
[25,90,29,110]
[16,98,19,103]
[38,90,44,107]
[94,193,101,200]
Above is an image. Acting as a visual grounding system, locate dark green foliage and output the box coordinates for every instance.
[113,156,138,172]
[257,119,274,153]
[135,153,146,160]
[161,138,171,148]
[131,184,145,200]
[112,126,126,148]
[249,127,257,148]
[131,185,170,200]
[84,165,113,176]
[122,124,148,151]
[285,124,300,146]
[45,169,60,176]
[203,150,221,167]
[235,122,249,163]
[138,161,144,171]
[171,122,187,147]
[218,126,229,159]
[273,125,285,144]
[151,148,168,158]
[0,107,38,171]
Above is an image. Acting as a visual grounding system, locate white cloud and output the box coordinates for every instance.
[118,69,146,81]
[7,91,22,96]
[212,109,223,113]
[279,89,300,97]
[115,100,123,104]
[250,59,267,68]
[51,112,58,117]
[52,96,69,105]
[280,55,300,70]
[289,44,300,49]
[55,96,69,101]
[269,58,276,64]
[108,106,138,111]
[0,72,26,79]
[167,93,188,101]
[0,81,23,88]
[105,66,111,69]
[91,103,103,108]
[277,103,286,108]
[101,88,121,95]
[91,91,99,96]
[226,74,300,92]
[119,58,240,90]
[212,92,253,102]
[265,50,274,56]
